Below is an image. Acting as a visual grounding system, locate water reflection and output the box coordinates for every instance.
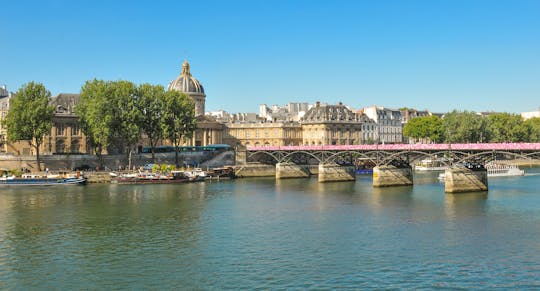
[370,185,414,211]
[0,184,209,289]
[444,192,488,221]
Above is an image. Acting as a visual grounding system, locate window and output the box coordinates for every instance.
[56,123,65,136]
[71,124,80,136]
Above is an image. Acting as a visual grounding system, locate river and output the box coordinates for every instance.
[1,168,540,289]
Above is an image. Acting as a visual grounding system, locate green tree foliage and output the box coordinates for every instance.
[77,80,140,167]
[442,110,489,143]
[76,79,113,164]
[78,79,197,168]
[487,113,529,142]
[108,81,140,154]
[403,115,443,143]
[162,91,196,166]
[137,84,166,162]
[524,117,540,142]
[6,82,55,171]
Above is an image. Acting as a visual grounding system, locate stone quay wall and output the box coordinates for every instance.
[0,151,235,172]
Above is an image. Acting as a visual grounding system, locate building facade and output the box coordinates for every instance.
[2,92,91,156]
[42,94,89,155]
[301,102,362,145]
[223,121,302,147]
[359,106,403,144]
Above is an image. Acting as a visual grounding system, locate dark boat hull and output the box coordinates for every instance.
[112,177,191,184]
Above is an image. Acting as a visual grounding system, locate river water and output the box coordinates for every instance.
[1,168,540,289]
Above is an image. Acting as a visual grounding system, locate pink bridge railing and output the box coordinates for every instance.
[248,143,540,152]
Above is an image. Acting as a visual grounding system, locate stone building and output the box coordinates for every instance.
[359,106,403,144]
[359,114,377,144]
[42,93,89,155]
[2,92,90,156]
[301,102,362,145]
[400,108,431,123]
[223,121,302,147]
[168,60,224,146]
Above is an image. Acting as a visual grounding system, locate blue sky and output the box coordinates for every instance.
[2,0,539,114]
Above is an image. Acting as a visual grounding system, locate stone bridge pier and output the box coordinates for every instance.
[318,163,356,183]
[372,165,413,187]
[275,162,310,179]
[444,166,488,193]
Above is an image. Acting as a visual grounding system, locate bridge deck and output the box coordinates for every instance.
[248,143,540,151]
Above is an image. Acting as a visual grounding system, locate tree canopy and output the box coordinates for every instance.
[6,82,55,171]
[487,113,529,142]
[403,115,443,143]
[77,79,197,166]
[404,110,540,143]
[162,90,196,166]
[137,83,166,161]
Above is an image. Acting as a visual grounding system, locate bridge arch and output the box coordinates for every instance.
[281,151,323,164]
[454,151,539,164]
[247,151,280,164]
[322,151,378,165]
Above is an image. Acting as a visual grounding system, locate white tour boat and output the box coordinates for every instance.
[438,162,525,180]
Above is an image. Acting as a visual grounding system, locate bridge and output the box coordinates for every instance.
[238,143,540,193]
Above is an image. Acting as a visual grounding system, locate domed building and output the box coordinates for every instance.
[168,60,224,146]
[168,60,206,116]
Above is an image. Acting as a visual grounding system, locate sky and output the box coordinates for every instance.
[2,0,539,114]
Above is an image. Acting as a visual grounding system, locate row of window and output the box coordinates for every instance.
[54,123,81,136]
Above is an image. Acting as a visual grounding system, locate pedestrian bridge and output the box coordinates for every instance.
[246,143,540,165]
[239,143,540,193]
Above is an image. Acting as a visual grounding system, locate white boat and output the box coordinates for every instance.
[184,168,207,181]
[485,162,525,177]
[414,158,449,171]
[438,162,525,180]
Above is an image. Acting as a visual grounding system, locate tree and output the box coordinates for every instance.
[162,91,196,166]
[108,81,140,156]
[77,80,141,168]
[76,79,112,167]
[487,113,528,142]
[442,110,489,143]
[6,82,55,171]
[524,117,540,142]
[137,84,166,162]
[403,115,443,143]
